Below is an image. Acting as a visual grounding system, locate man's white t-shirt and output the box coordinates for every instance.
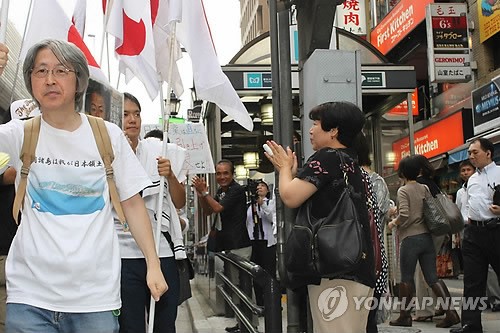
[1,114,151,313]
[116,138,186,258]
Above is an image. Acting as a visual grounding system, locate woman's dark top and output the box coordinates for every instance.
[289,147,376,289]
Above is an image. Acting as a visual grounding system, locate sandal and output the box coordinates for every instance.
[413,315,433,322]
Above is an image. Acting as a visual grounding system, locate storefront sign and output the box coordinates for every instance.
[361,72,386,88]
[335,0,367,36]
[244,72,272,89]
[426,3,471,83]
[187,105,202,122]
[430,4,469,49]
[370,0,433,55]
[477,0,500,43]
[392,112,464,166]
[472,81,500,135]
[434,66,472,82]
[434,53,470,66]
[388,88,419,116]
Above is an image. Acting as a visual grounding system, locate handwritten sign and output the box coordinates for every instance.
[167,123,215,174]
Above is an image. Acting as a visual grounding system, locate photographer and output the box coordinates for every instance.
[246,180,277,306]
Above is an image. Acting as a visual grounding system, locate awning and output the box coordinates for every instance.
[447,127,500,165]
[448,149,468,164]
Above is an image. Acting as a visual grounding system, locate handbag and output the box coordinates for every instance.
[163,231,194,305]
[207,215,222,252]
[176,258,194,305]
[423,188,463,236]
[285,152,364,278]
[369,208,382,276]
[436,241,453,278]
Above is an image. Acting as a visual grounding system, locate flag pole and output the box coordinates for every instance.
[0,0,9,42]
[9,0,33,104]
[100,0,113,66]
[148,20,178,333]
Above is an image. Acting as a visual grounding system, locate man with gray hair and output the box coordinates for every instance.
[0,39,167,333]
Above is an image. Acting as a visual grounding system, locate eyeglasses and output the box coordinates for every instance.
[31,66,76,79]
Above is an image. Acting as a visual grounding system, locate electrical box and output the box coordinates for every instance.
[300,49,362,158]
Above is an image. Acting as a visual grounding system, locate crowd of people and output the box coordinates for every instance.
[1,37,500,333]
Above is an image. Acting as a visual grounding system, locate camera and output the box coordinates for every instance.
[245,179,262,204]
[493,184,500,206]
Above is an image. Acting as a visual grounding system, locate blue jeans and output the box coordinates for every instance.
[119,257,179,333]
[400,233,439,286]
[6,303,119,333]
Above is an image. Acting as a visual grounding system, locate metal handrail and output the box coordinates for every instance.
[216,252,282,333]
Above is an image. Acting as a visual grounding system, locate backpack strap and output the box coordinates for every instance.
[12,116,41,224]
[86,115,128,231]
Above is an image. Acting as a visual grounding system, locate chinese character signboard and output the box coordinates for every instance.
[370,0,433,55]
[335,0,367,36]
[472,81,500,135]
[477,0,500,43]
[426,3,471,83]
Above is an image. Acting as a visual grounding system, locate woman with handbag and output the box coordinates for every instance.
[265,101,376,333]
[412,154,448,323]
[388,155,460,328]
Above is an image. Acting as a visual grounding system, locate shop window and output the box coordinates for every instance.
[371,0,401,27]
[489,33,500,69]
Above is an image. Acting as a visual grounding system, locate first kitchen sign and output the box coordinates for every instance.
[392,112,464,168]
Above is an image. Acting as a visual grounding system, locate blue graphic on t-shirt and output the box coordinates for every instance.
[27,180,105,216]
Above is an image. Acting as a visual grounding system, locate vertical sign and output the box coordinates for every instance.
[426,3,471,83]
[335,0,367,36]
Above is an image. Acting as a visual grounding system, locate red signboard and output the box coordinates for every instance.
[370,0,434,55]
[392,112,463,168]
[388,88,419,116]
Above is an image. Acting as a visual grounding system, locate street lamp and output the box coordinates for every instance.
[165,91,181,116]
[243,151,260,169]
[260,99,273,126]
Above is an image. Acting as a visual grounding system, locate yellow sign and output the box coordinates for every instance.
[478,0,500,42]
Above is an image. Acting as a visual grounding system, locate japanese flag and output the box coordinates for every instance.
[20,0,107,84]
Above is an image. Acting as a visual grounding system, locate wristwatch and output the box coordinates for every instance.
[202,191,210,197]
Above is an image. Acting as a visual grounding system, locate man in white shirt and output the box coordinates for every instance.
[0,39,167,333]
[451,138,500,333]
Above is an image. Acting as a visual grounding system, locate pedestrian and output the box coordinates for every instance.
[0,39,167,333]
[192,160,252,333]
[246,180,277,306]
[265,101,376,333]
[117,92,187,332]
[451,138,500,333]
[1,43,15,329]
[354,132,390,333]
[412,155,450,323]
[388,155,460,328]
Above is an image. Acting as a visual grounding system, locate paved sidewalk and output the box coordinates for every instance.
[177,276,500,333]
